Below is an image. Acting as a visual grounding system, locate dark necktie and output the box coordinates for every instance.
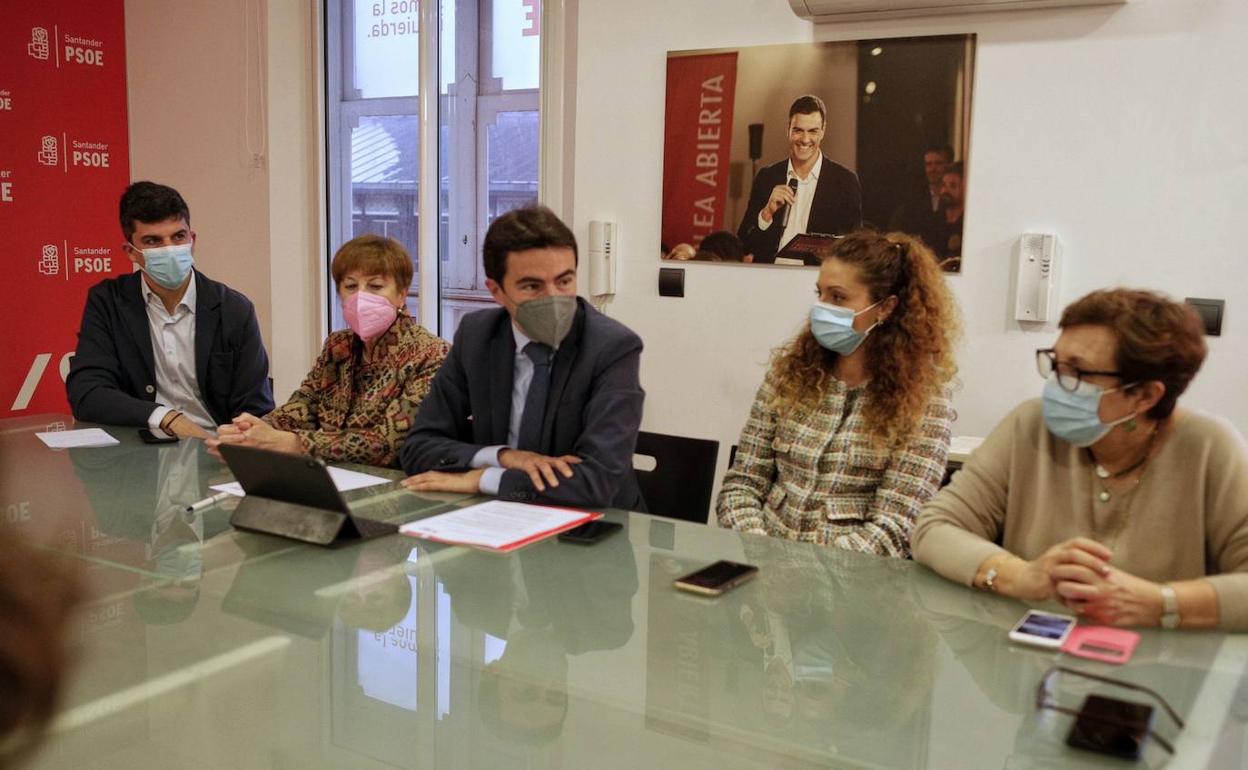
[516,342,553,451]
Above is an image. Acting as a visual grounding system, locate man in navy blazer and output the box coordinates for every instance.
[66,182,273,438]
[400,206,646,511]
[737,95,862,263]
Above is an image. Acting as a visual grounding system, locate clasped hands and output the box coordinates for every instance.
[400,449,581,495]
[990,538,1164,627]
[204,412,302,460]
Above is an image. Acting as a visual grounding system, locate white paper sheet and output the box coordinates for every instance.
[35,428,119,449]
[948,435,985,462]
[210,465,392,497]
[323,467,394,492]
[399,500,595,551]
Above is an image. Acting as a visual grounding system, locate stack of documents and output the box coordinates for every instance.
[400,500,600,552]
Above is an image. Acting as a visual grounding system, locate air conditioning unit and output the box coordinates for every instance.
[788,0,1126,22]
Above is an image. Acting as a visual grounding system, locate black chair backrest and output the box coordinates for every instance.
[633,431,720,524]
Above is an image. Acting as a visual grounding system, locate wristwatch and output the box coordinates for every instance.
[1159,584,1180,629]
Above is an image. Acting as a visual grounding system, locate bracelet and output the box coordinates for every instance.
[1159,584,1180,629]
[979,554,1010,592]
[160,410,181,433]
[983,566,999,592]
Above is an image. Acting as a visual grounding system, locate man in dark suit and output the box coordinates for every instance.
[434,527,639,745]
[69,438,232,625]
[888,143,953,243]
[66,182,273,438]
[400,206,645,510]
[737,95,862,264]
[930,162,966,267]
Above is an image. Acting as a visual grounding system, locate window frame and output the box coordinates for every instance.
[324,0,565,338]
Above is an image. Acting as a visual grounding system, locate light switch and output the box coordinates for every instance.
[1185,298,1224,336]
[659,267,684,298]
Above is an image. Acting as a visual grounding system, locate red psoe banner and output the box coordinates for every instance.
[0,1,131,418]
[661,52,738,252]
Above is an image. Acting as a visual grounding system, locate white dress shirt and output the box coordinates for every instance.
[147,438,206,585]
[757,153,824,251]
[141,273,216,434]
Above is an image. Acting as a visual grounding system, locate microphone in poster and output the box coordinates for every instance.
[781,175,798,228]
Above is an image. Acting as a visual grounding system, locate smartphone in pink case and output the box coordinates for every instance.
[1061,626,1141,664]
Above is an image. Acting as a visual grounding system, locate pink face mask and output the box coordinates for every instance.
[343,291,398,342]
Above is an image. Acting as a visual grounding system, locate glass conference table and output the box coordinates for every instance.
[4,415,1247,769]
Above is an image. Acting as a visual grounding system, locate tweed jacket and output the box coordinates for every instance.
[265,311,448,468]
[717,369,953,557]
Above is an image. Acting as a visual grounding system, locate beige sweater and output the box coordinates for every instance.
[912,400,1248,630]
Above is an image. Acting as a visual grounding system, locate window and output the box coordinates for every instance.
[326,0,541,337]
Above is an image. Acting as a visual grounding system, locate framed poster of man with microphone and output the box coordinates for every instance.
[660,34,975,273]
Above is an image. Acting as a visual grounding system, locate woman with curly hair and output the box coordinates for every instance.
[717,231,960,557]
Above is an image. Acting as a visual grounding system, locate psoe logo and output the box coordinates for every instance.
[38,244,59,276]
[0,89,12,111]
[28,28,50,60]
[64,36,106,67]
[38,136,58,166]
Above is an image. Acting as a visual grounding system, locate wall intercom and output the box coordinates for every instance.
[1014,232,1060,323]
[588,220,617,297]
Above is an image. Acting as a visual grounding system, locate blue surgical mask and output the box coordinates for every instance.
[1041,375,1136,447]
[141,243,194,290]
[809,299,883,355]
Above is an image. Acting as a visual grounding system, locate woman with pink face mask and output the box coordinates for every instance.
[208,236,448,467]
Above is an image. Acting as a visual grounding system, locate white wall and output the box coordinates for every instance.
[126,0,322,404]
[572,0,1248,506]
[126,0,273,344]
[265,0,326,400]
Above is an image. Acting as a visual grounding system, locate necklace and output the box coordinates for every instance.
[1088,424,1160,503]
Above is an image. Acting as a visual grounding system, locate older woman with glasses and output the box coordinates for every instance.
[913,289,1248,630]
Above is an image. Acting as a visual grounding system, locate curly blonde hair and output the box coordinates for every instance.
[769,231,961,447]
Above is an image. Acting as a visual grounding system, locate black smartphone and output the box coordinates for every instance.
[673,560,758,596]
[557,520,622,545]
[138,429,179,445]
[1066,694,1155,760]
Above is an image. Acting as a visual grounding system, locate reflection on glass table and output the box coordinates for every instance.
[6,416,1245,769]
